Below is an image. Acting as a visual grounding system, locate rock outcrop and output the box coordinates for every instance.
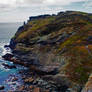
[3,11,92,91]
[82,74,92,92]
[2,63,16,69]
[0,85,5,90]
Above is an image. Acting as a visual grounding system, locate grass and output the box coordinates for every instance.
[62,45,92,84]
[16,17,55,41]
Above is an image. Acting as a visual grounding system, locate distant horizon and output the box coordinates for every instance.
[0,22,22,23]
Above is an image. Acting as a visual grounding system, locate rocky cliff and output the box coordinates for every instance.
[8,11,92,91]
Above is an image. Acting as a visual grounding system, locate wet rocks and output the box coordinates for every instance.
[4,45,9,48]
[19,69,57,91]
[24,77,34,83]
[9,37,17,49]
[0,85,5,90]
[33,87,40,92]
[2,63,16,69]
[3,56,59,75]
[2,53,14,60]
[42,74,72,91]
[18,85,25,91]
[12,77,18,82]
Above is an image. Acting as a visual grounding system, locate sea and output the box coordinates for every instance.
[0,23,22,55]
[0,22,24,91]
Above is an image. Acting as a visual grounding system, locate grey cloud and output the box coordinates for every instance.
[24,0,43,4]
[83,0,92,8]
[0,4,13,12]
[0,0,91,22]
[0,4,10,9]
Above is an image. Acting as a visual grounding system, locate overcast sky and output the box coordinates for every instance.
[0,0,92,22]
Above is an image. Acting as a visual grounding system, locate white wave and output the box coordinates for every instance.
[0,63,10,71]
[0,42,11,57]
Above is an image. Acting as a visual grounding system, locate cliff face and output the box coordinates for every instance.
[9,11,92,91]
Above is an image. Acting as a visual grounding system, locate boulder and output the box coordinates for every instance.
[18,85,25,91]
[29,86,34,89]
[24,77,34,83]
[2,53,14,60]
[33,87,40,92]
[42,74,71,91]
[12,77,18,82]
[2,63,16,69]
[0,85,4,90]
[4,45,9,48]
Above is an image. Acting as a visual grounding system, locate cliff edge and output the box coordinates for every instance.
[7,11,92,91]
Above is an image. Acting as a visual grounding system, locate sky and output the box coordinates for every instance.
[0,0,92,22]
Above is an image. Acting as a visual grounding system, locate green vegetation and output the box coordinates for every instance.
[12,11,92,85]
[16,16,55,41]
[75,66,89,83]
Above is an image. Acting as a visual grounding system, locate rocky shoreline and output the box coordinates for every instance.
[2,53,69,92]
[2,49,82,92]
[2,11,92,91]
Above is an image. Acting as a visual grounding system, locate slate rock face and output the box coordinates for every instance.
[8,11,92,91]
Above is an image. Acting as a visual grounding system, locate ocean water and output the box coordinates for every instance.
[0,22,24,91]
[0,23,22,55]
[0,23,21,43]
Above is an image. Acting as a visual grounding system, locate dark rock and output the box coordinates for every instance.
[33,80,38,85]
[28,65,59,75]
[12,77,18,82]
[9,38,17,49]
[4,45,9,48]
[18,85,25,91]
[8,11,92,92]
[86,36,92,43]
[2,63,16,69]
[2,53,14,60]
[0,85,4,90]
[42,74,72,91]
[37,41,48,45]
[38,66,59,75]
